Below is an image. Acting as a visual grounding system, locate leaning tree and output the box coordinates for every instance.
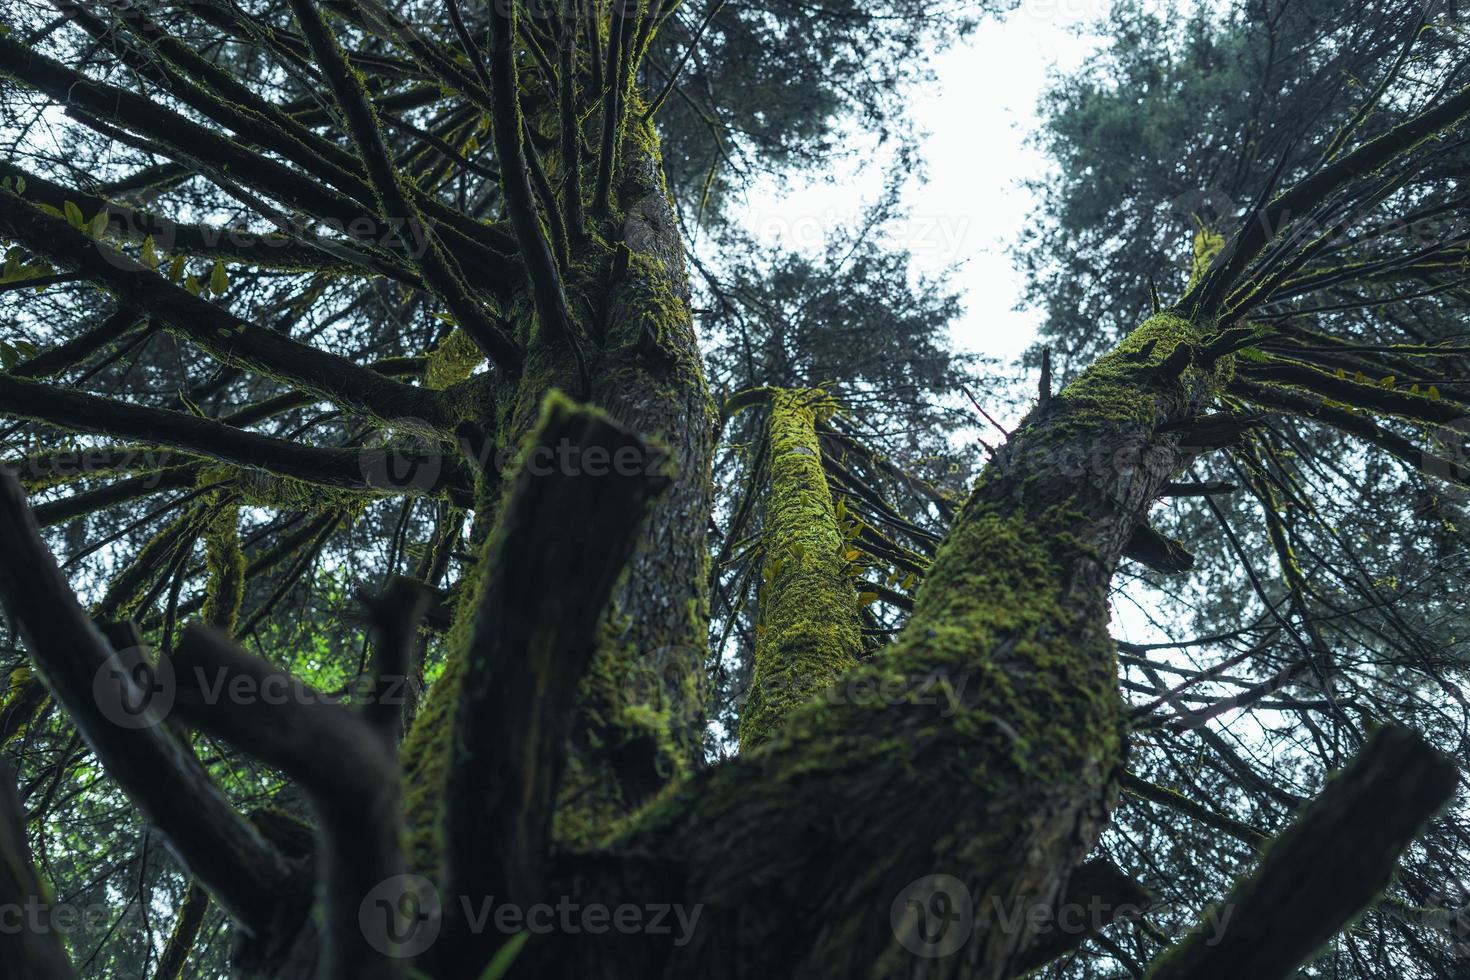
[0,1,1468,978]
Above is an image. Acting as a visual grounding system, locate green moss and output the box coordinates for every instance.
[627,497,1125,853]
[200,501,244,633]
[737,388,863,749]
[101,507,198,622]
[399,390,602,874]
[213,466,372,515]
[423,328,484,390]
[1052,313,1227,430]
[1190,222,1226,288]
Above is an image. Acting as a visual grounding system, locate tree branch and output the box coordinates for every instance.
[10,306,143,379]
[0,471,294,935]
[1188,82,1470,317]
[171,625,406,980]
[286,0,522,371]
[0,759,77,979]
[0,190,454,427]
[438,393,670,975]
[1145,724,1456,979]
[0,373,471,504]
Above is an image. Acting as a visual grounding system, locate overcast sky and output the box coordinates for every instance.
[733,1,1110,423]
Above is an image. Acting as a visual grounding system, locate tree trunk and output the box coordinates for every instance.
[539,313,1229,980]
[398,119,716,876]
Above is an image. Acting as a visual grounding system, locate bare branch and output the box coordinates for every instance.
[172,625,405,980]
[0,373,472,503]
[0,191,454,427]
[1145,724,1457,979]
[0,471,294,934]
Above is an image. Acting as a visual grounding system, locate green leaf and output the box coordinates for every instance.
[88,208,109,239]
[13,340,38,358]
[0,342,18,370]
[13,176,22,195]
[63,200,84,229]
[209,260,229,295]
[168,254,185,283]
[479,931,528,980]
[857,591,879,606]
[141,235,158,271]
[184,274,201,296]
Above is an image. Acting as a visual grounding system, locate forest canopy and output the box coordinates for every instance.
[0,1,1467,979]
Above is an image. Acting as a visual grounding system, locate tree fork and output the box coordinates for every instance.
[502,312,1230,979]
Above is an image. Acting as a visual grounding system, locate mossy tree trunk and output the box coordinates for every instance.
[738,387,863,750]
[0,4,1465,979]
[396,112,718,883]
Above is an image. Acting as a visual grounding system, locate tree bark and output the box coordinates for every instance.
[398,116,716,876]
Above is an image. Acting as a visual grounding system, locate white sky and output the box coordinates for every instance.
[733,1,1111,426]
